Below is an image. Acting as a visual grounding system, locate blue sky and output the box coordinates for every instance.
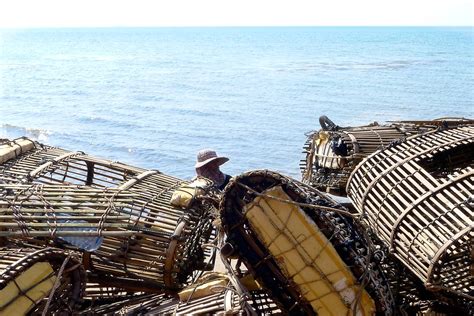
[0,0,473,27]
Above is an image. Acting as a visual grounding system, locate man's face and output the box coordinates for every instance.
[205,160,220,170]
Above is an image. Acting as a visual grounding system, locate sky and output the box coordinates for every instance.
[0,0,473,28]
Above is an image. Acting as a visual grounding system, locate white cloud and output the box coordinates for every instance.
[0,0,472,28]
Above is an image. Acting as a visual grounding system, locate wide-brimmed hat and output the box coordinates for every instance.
[195,149,229,168]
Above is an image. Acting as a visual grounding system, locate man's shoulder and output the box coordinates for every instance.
[221,174,232,190]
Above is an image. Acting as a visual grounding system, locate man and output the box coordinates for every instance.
[195,149,231,190]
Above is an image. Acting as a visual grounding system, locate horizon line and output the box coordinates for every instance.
[1,25,473,30]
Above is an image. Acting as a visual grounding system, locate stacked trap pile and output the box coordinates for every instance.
[220,170,395,315]
[2,120,472,315]
[0,137,288,315]
[301,116,472,196]
[347,125,474,311]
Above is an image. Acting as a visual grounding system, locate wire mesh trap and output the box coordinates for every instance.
[220,169,395,315]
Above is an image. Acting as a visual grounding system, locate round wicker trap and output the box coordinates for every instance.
[347,125,473,305]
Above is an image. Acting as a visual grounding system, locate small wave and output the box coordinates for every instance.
[320,60,421,70]
[45,54,135,62]
[77,115,141,131]
[268,59,444,72]
[0,123,52,142]
[77,115,110,125]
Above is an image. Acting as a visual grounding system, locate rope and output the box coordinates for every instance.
[42,255,71,316]
[34,184,58,238]
[12,278,37,304]
[235,181,356,218]
[9,184,37,237]
[98,187,119,236]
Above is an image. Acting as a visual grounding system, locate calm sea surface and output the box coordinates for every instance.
[0,27,473,179]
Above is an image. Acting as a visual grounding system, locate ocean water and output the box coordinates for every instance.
[0,27,473,179]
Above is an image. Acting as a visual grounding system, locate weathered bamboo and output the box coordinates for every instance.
[0,137,216,292]
[0,138,37,165]
[116,273,281,315]
[347,125,473,304]
[301,116,473,196]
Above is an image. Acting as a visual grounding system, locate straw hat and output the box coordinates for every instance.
[195,149,229,168]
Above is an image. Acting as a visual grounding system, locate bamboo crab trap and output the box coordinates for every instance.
[0,247,85,315]
[301,116,473,196]
[220,170,395,315]
[0,137,215,292]
[347,125,474,305]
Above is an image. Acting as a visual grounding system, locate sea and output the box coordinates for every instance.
[0,27,473,180]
